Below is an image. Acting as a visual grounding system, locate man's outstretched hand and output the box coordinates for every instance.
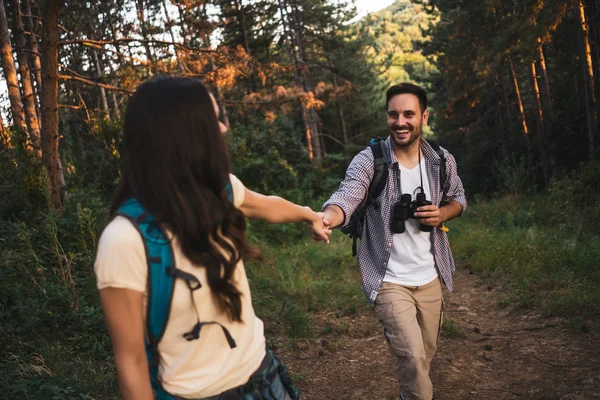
[307,209,332,243]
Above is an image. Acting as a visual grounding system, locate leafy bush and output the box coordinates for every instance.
[0,186,116,399]
[449,160,600,321]
[0,136,49,221]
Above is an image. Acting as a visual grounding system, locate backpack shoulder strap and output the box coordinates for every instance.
[367,138,389,203]
[226,181,234,204]
[426,139,448,195]
[116,198,176,399]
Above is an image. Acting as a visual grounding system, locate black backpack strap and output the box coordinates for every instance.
[341,138,389,257]
[349,139,389,256]
[367,138,389,204]
[426,139,448,202]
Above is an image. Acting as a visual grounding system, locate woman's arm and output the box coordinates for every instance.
[99,287,153,400]
[239,188,331,242]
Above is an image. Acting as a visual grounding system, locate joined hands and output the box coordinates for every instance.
[306,209,333,244]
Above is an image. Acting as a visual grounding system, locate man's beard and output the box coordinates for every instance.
[391,124,422,148]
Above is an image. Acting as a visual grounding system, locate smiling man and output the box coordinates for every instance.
[320,83,467,400]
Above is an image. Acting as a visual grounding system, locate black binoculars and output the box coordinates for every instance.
[390,192,433,233]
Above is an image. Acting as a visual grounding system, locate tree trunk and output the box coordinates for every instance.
[107,13,126,65]
[105,15,125,117]
[508,53,530,158]
[284,0,322,161]
[535,38,554,123]
[534,38,556,177]
[233,0,255,93]
[136,0,156,75]
[11,0,41,153]
[568,18,582,111]
[90,48,111,120]
[199,4,229,130]
[500,71,512,124]
[211,72,230,129]
[0,1,28,134]
[161,0,185,73]
[493,74,508,149]
[277,0,320,160]
[586,0,600,118]
[100,49,121,119]
[337,103,348,159]
[233,0,251,56]
[41,0,63,211]
[531,61,551,185]
[580,0,598,159]
[328,57,349,159]
[301,106,315,160]
[176,4,189,47]
[318,110,326,156]
[23,0,42,120]
[0,112,9,149]
[278,0,299,81]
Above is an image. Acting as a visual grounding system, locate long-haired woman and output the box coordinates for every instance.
[94,76,330,399]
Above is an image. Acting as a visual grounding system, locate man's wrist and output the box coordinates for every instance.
[323,205,343,227]
[439,206,447,225]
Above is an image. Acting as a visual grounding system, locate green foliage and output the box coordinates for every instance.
[0,132,50,221]
[229,115,345,244]
[69,119,123,198]
[361,0,438,90]
[0,184,116,399]
[449,161,600,322]
[543,159,600,236]
[423,0,590,195]
[247,232,364,339]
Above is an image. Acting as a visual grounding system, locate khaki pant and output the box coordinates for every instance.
[374,278,443,400]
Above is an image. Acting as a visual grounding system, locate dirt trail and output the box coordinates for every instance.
[281,265,600,400]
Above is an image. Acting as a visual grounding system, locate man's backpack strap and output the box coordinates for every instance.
[117,198,176,399]
[343,138,389,256]
[367,138,389,204]
[426,139,448,202]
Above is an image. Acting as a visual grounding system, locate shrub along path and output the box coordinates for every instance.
[276,264,600,400]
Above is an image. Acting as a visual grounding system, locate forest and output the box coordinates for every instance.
[1,0,599,399]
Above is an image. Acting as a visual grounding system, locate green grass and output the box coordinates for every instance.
[441,318,467,339]
[247,229,364,339]
[448,196,600,323]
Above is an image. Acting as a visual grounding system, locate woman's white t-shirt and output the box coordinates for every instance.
[94,174,266,398]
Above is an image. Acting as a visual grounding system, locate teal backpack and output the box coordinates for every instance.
[116,184,235,400]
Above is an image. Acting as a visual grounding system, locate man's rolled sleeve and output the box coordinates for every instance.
[444,152,467,213]
[323,149,374,227]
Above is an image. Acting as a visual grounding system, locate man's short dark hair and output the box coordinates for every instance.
[386,83,427,112]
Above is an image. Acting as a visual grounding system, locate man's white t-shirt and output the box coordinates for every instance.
[384,159,439,286]
[94,174,266,398]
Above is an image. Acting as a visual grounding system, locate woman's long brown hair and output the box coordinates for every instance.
[110,76,260,322]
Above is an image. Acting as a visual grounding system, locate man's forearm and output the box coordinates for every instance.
[440,200,463,224]
[322,204,345,228]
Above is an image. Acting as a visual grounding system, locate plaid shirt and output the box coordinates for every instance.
[176,348,300,400]
[323,137,467,305]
